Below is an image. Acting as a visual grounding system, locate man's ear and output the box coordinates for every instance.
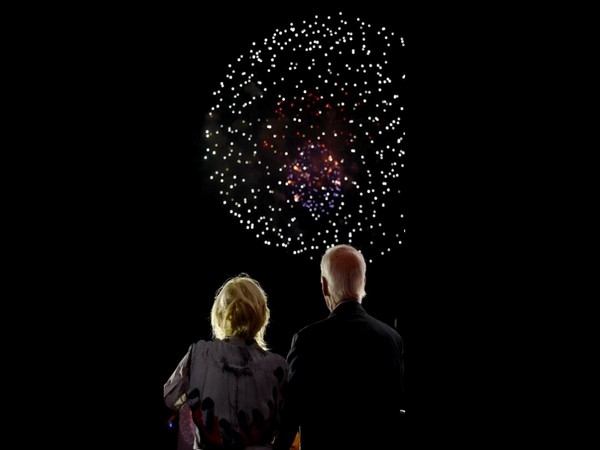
[321,275,329,296]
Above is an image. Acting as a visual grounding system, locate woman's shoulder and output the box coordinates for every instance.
[263,349,289,368]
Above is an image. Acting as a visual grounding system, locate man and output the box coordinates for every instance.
[273,244,405,450]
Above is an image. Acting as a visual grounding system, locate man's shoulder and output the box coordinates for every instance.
[367,314,404,340]
[295,316,332,340]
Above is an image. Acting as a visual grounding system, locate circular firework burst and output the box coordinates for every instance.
[202,12,408,263]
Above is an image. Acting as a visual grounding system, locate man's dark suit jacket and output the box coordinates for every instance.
[273,300,405,450]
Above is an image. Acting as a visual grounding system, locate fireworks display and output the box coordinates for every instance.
[202,12,408,263]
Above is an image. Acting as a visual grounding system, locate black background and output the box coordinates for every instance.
[134,7,424,447]
[37,3,515,448]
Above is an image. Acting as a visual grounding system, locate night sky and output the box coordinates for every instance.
[68,4,496,448]
[144,10,416,446]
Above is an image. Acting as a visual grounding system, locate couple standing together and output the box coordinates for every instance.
[164,244,405,450]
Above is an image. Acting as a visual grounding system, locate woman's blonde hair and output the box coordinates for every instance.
[210,273,271,350]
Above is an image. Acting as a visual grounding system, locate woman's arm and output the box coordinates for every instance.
[163,344,193,411]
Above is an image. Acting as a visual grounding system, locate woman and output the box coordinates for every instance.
[164,274,288,450]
